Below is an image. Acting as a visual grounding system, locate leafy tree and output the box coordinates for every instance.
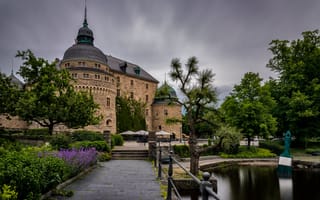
[169,56,217,175]
[0,73,20,117]
[267,30,320,143]
[214,125,242,154]
[15,50,101,135]
[116,96,146,133]
[221,72,277,148]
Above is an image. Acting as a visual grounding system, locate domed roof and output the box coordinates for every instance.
[154,82,178,100]
[63,44,107,65]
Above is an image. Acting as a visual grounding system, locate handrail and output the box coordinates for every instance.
[164,151,220,200]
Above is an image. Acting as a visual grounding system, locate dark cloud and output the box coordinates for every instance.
[1,0,320,97]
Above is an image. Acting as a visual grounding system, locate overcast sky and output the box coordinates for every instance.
[1,0,320,99]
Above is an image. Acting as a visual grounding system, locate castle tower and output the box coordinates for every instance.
[152,82,182,138]
[60,6,117,133]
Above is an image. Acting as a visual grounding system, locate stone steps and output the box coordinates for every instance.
[112,149,149,160]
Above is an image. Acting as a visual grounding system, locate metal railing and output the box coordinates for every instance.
[160,151,220,200]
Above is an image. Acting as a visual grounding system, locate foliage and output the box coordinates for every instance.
[305,148,320,154]
[98,152,112,162]
[219,147,276,158]
[56,148,97,176]
[169,56,218,175]
[259,140,284,155]
[214,125,242,154]
[0,150,70,200]
[71,130,104,141]
[0,138,24,152]
[267,30,320,143]
[111,134,124,147]
[51,189,74,197]
[70,141,110,152]
[173,145,190,158]
[116,96,146,133]
[15,50,101,135]
[0,184,18,200]
[50,134,72,150]
[221,72,277,148]
[0,73,20,116]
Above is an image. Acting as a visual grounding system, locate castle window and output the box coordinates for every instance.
[78,62,85,66]
[146,95,149,102]
[130,80,134,86]
[83,73,89,78]
[164,109,168,116]
[95,74,100,79]
[106,97,110,108]
[146,83,149,89]
[117,89,120,97]
[95,63,101,69]
[65,63,70,67]
[106,119,112,126]
[117,76,120,83]
[72,73,78,78]
[130,92,134,99]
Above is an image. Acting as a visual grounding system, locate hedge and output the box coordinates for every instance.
[71,130,104,142]
[70,141,110,152]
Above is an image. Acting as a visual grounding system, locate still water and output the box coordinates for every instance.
[211,165,320,200]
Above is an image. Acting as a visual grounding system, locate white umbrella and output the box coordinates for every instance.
[135,130,148,136]
[120,130,136,135]
[155,130,171,136]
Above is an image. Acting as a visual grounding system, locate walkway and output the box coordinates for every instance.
[64,160,163,200]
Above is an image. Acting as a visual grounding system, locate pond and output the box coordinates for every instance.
[212,165,320,200]
[181,165,320,200]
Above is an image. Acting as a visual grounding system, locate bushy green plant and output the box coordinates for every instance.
[0,151,70,200]
[208,138,212,146]
[111,134,124,147]
[173,145,190,158]
[259,140,284,155]
[305,148,320,154]
[70,141,110,152]
[0,184,18,200]
[50,134,72,150]
[215,125,242,154]
[98,152,112,162]
[0,138,24,151]
[220,147,276,158]
[71,130,104,142]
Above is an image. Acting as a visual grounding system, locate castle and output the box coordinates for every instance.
[1,8,182,138]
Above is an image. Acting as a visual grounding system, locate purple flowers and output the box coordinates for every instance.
[56,148,98,174]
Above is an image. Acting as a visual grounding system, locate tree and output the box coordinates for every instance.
[0,73,20,117]
[116,96,146,133]
[169,56,217,175]
[267,30,320,143]
[221,72,277,148]
[15,50,101,135]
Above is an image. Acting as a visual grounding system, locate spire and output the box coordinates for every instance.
[83,0,88,27]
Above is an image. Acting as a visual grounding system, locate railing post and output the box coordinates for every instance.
[166,151,173,200]
[158,147,162,178]
[200,172,212,200]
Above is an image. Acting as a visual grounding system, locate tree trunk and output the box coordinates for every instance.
[48,124,54,135]
[247,136,251,149]
[189,132,200,175]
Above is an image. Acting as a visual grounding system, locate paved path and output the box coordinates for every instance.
[64,160,163,200]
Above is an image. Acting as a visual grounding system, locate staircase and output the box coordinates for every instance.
[112,148,149,160]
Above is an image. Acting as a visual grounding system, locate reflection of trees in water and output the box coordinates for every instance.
[293,169,320,200]
[212,166,281,200]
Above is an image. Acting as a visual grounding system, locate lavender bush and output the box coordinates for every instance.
[56,148,98,176]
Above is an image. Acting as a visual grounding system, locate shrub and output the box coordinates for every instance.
[98,152,112,162]
[0,184,18,200]
[0,151,70,200]
[0,138,23,151]
[23,128,50,140]
[259,140,284,155]
[50,134,72,150]
[220,147,276,158]
[173,145,190,158]
[305,148,320,154]
[111,134,124,147]
[56,148,97,176]
[70,141,110,152]
[214,125,242,154]
[71,130,104,142]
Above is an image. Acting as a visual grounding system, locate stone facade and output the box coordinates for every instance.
[1,10,182,138]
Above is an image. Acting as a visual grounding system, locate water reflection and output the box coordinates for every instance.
[210,165,320,200]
